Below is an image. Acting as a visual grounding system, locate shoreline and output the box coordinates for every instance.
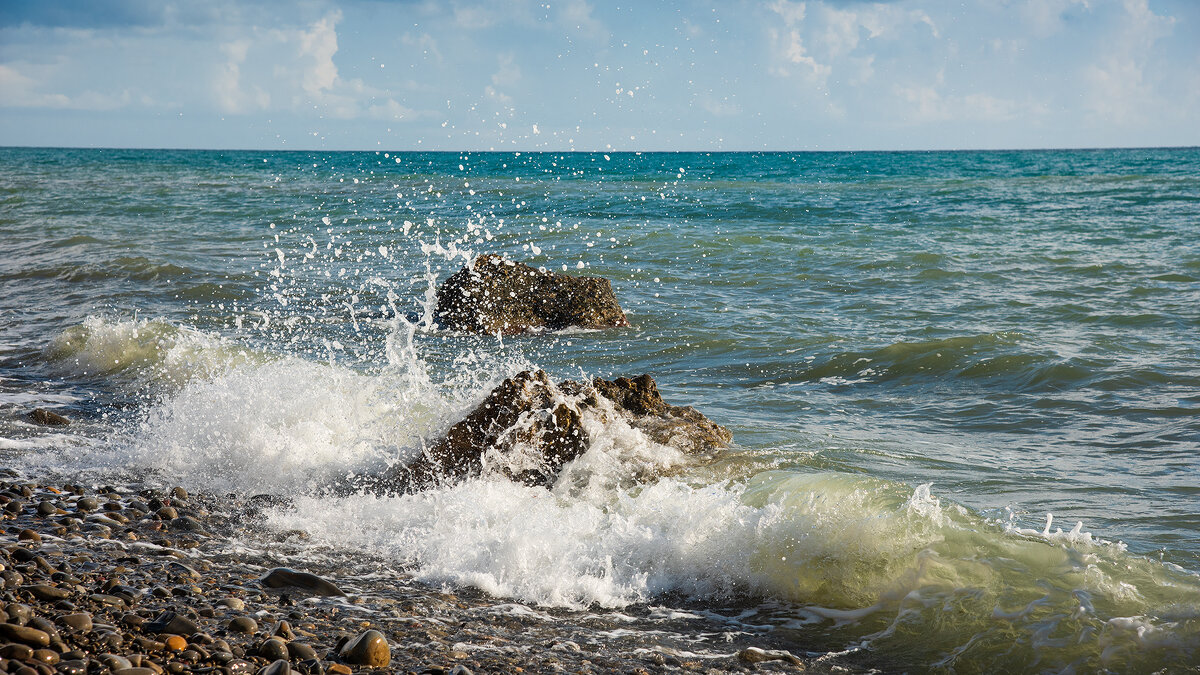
[0,469,839,674]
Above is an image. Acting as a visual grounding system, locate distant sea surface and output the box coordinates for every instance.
[2,147,1199,672]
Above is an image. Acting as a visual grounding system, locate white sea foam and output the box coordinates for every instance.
[30,315,1200,671]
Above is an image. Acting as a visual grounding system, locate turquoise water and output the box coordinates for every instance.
[2,147,1199,671]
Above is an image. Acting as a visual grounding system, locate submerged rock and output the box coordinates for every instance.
[26,408,70,426]
[434,254,630,334]
[370,370,730,493]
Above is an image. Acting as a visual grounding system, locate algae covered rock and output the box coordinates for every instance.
[434,255,630,334]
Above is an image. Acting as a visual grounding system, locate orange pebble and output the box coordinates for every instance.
[164,635,187,652]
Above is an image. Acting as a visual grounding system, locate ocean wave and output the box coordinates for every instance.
[43,316,260,386]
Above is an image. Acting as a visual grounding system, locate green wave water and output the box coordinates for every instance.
[2,147,1199,672]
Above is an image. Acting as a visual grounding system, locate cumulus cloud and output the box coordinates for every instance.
[0,62,135,110]
[1083,0,1174,125]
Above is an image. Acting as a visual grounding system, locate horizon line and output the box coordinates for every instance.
[1,143,1198,154]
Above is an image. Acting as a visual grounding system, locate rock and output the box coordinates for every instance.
[216,597,245,611]
[18,529,41,543]
[257,637,289,661]
[369,369,730,492]
[270,620,295,640]
[24,584,71,602]
[737,647,804,665]
[259,568,345,597]
[258,660,291,675]
[287,642,317,661]
[0,643,33,660]
[338,629,389,668]
[0,622,51,647]
[75,497,99,513]
[227,616,258,634]
[434,255,629,335]
[27,409,70,426]
[143,610,198,637]
[57,613,93,632]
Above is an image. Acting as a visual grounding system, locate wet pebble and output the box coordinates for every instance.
[338,629,389,668]
[227,616,258,634]
[260,568,345,598]
[0,622,51,647]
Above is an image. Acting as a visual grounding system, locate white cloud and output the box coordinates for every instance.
[1021,0,1091,37]
[297,12,340,97]
[0,62,133,110]
[1083,0,1174,125]
[214,40,269,113]
[895,83,1026,124]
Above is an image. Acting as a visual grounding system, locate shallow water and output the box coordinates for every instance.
[2,147,1199,672]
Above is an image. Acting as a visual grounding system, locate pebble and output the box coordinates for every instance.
[286,642,317,661]
[259,568,346,598]
[257,637,289,661]
[227,616,258,634]
[17,529,41,543]
[75,497,99,513]
[338,629,390,668]
[24,584,70,602]
[144,610,198,636]
[737,647,803,665]
[0,622,51,647]
[164,635,187,652]
[258,660,291,675]
[57,612,93,632]
[216,597,245,611]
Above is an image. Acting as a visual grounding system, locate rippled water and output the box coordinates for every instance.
[2,147,1199,672]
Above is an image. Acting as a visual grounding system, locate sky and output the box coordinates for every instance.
[1,0,1197,151]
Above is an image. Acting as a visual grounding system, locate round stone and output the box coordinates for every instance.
[58,613,93,632]
[338,629,390,668]
[227,616,258,634]
[257,637,288,662]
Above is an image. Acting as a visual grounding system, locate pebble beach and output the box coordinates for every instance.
[1,471,831,674]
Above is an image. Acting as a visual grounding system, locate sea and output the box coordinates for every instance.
[1,146,1198,672]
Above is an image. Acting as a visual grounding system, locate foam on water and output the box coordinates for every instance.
[45,316,260,388]
[19,311,1200,671]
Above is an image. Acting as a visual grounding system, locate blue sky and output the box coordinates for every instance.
[1,0,1197,150]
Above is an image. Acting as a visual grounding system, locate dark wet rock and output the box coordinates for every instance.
[57,613,93,632]
[257,637,289,662]
[0,643,34,660]
[26,409,70,426]
[57,659,88,675]
[24,584,71,602]
[258,660,291,675]
[259,568,345,598]
[74,497,99,513]
[5,603,33,624]
[270,620,295,641]
[18,528,41,543]
[143,610,198,636]
[227,616,258,634]
[286,642,317,661]
[338,629,389,668]
[0,622,51,647]
[434,254,630,335]
[368,369,731,492]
